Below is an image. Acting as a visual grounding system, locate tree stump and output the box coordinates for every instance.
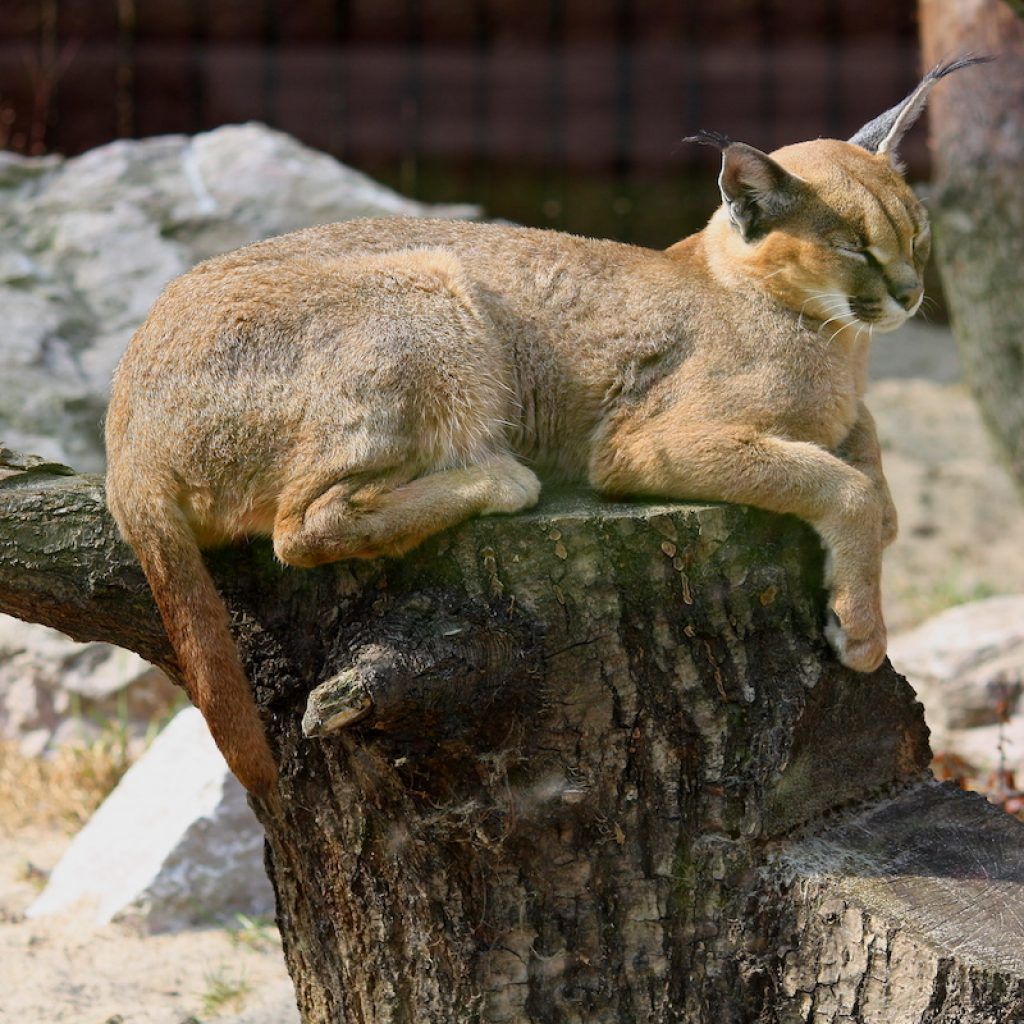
[3,446,1024,1022]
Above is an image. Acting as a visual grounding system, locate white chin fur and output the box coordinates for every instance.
[869,315,909,334]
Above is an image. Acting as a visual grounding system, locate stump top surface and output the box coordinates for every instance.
[515,488,723,524]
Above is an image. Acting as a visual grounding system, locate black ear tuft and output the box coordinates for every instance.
[681,129,735,151]
[930,52,996,79]
[848,53,994,163]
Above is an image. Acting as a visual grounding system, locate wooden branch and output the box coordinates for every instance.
[0,446,173,672]
[302,614,539,738]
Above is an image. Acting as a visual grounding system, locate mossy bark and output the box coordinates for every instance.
[3,447,1024,1022]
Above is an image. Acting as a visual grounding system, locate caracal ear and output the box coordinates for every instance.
[683,130,803,243]
[848,54,993,168]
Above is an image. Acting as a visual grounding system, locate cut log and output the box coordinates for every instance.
[3,446,1024,1022]
[769,781,1024,1021]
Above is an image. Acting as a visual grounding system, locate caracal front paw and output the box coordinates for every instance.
[826,585,887,673]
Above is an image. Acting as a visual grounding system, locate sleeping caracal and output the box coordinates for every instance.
[105,58,986,800]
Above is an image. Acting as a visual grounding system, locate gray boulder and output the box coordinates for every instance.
[0,615,179,757]
[0,122,477,472]
[26,707,272,931]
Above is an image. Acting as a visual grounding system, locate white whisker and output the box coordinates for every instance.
[797,292,851,330]
[828,320,860,345]
[804,303,850,324]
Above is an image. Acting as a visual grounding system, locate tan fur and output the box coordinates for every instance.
[106,137,929,798]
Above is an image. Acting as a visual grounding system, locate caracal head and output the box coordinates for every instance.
[687,55,991,335]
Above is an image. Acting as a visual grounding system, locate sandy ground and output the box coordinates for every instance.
[0,826,299,1023]
[1,321,1022,1023]
[869,323,1024,630]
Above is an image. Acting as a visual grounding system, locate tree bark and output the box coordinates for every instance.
[919,0,1024,488]
[4,446,1024,1022]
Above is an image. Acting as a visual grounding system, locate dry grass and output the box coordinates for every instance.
[0,726,134,834]
[227,913,281,954]
[200,966,253,1016]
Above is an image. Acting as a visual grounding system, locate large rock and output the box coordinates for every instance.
[889,594,1024,773]
[0,122,477,472]
[26,707,272,931]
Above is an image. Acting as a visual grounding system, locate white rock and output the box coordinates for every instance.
[932,717,1024,781]
[79,326,136,396]
[890,595,1024,727]
[190,122,442,229]
[890,595,1024,771]
[0,288,63,366]
[58,203,189,329]
[27,707,273,932]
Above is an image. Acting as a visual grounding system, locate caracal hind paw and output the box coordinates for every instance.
[479,461,542,516]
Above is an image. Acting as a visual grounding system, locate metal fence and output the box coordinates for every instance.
[0,0,921,244]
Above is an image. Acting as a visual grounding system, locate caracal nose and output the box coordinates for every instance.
[892,283,924,311]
